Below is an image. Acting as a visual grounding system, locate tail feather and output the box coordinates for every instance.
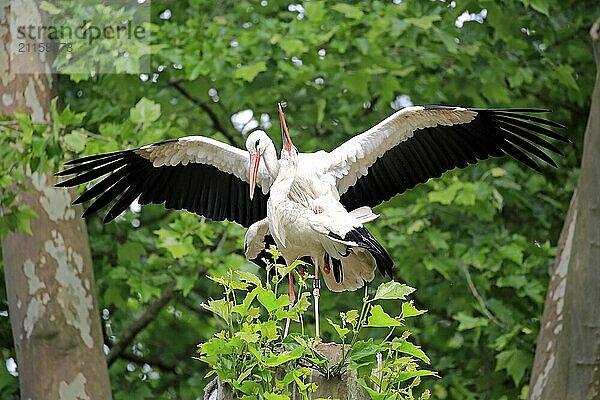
[322,249,377,292]
[328,226,394,279]
[349,206,379,223]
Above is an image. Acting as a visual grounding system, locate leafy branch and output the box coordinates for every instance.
[107,281,178,366]
[198,256,435,399]
[168,80,239,146]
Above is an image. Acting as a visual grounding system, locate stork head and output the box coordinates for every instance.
[278,102,295,157]
[246,130,270,200]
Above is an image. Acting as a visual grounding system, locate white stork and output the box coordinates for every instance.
[57,103,567,336]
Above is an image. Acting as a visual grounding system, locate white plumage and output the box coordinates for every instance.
[58,104,568,294]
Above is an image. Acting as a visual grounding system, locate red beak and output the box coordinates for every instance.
[278,103,293,153]
[249,152,260,200]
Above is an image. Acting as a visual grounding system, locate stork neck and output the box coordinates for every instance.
[262,143,280,178]
[272,154,298,193]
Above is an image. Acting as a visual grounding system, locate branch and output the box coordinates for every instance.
[520,86,585,115]
[169,80,239,145]
[106,282,178,366]
[462,264,510,330]
[120,351,179,374]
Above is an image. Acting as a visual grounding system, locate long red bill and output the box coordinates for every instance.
[249,153,260,200]
[278,103,293,153]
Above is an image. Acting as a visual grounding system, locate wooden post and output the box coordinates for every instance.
[203,343,370,400]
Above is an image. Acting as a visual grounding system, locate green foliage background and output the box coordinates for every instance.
[0,0,597,398]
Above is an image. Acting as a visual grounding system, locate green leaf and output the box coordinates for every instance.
[392,339,430,363]
[203,299,230,323]
[40,1,61,14]
[57,104,85,126]
[455,183,476,206]
[13,205,38,235]
[520,0,551,16]
[264,346,304,367]
[495,349,531,385]
[232,288,259,316]
[357,379,388,400]
[374,281,415,301]
[277,258,307,278]
[316,98,326,127]
[326,318,350,341]
[428,183,461,205]
[16,113,33,145]
[235,270,262,288]
[154,228,197,258]
[555,64,578,90]
[277,367,311,387]
[260,320,279,341]
[454,311,489,331]
[117,242,146,264]
[344,70,370,99]
[342,309,359,327]
[235,331,259,344]
[257,288,290,313]
[401,301,427,318]
[304,1,327,22]
[499,243,524,265]
[396,370,438,382]
[279,39,308,56]
[234,62,267,82]
[426,229,450,250]
[331,3,363,19]
[497,275,527,290]
[61,130,88,152]
[130,97,161,125]
[348,339,379,361]
[176,271,198,297]
[285,291,311,322]
[367,305,402,327]
[264,392,289,400]
[405,15,441,29]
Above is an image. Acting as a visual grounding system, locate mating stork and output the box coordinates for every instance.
[57,103,567,335]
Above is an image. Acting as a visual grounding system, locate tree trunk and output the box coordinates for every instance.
[0,2,112,399]
[203,343,370,400]
[528,16,600,400]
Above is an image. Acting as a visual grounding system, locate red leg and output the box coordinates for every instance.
[313,257,321,338]
[283,271,295,338]
[288,272,296,304]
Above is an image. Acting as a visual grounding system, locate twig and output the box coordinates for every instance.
[75,128,110,142]
[462,264,509,330]
[120,351,178,374]
[520,86,584,115]
[169,80,239,145]
[106,281,178,366]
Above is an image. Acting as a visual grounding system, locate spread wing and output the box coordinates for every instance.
[56,136,273,227]
[322,106,568,210]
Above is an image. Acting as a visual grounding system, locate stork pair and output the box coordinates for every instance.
[57,102,568,338]
[245,104,393,336]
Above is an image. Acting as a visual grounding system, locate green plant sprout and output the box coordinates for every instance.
[197,250,436,400]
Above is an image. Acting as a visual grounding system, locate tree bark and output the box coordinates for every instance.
[529,16,600,400]
[0,2,112,399]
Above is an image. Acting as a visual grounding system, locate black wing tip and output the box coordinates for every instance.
[335,227,394,278]
[103,213,118,224]
[530,161,544,173]
[55,180,72,188]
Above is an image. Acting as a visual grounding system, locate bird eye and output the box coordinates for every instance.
[255,139,260,148]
